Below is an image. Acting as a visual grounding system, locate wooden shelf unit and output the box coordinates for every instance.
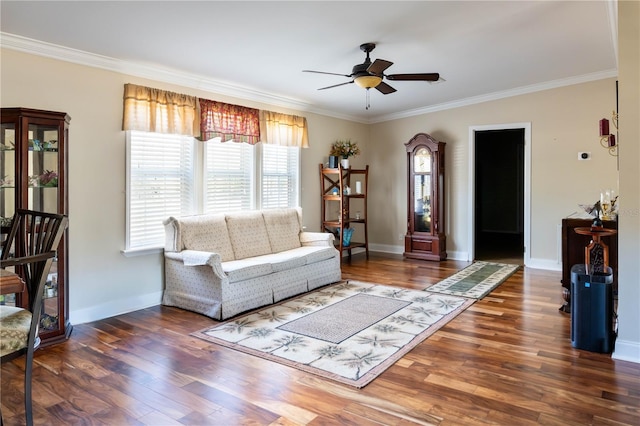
[319,164,369,260]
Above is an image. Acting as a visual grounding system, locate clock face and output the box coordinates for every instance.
[415,148,431,173]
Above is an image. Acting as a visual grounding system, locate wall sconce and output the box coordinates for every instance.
[599,111,618,156]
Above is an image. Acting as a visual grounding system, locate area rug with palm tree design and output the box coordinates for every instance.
[191,280,474,388]
[425,261,520,299]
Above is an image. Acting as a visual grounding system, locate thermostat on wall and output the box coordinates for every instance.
[578,152,591,160]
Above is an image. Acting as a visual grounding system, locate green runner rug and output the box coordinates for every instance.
[425,261,520,299]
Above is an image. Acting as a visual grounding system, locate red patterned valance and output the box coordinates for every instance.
[199,99,260,144]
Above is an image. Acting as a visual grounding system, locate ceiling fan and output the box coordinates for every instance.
[303,42,440,95]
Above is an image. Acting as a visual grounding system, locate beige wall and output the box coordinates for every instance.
[369,79,619,265]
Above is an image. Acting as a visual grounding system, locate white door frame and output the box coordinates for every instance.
[468,123,531,266]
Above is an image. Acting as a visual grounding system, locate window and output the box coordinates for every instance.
[125,134,300,252]
[260,143,300,209]
[204,140,300,213]
[205,140,255,213]
[126,131,196,251]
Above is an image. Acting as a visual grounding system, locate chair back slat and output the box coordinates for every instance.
[1,209,68,312]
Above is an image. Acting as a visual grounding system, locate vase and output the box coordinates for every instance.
[341,158,349,169]
[342,228,354,246]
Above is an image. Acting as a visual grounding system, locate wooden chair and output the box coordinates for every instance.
[0,209,68,426]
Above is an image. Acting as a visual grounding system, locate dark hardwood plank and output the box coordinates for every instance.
[2,254,639,425]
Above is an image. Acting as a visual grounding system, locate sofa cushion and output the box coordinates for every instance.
[293,246,337,264]
[179,214,235,262]
[249,251,307,272]
[260,245,337,266]
[262,208,302,253]
[226,211,273,259]
[222,259,273,283]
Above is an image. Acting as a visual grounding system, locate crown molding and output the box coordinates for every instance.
[0,32,366,123]
[1,32,617,126]
[370,69,618,123]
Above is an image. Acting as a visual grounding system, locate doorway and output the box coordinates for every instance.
[468,123,531,266]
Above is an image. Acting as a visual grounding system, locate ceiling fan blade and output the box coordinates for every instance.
[318,81,354,90]
[303,70,352,78]
[386,73,440,81]
[367,59,393,75]
[375,81,396,94]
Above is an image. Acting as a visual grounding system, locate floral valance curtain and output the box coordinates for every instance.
[199,99,260,144]
[122,84,197,136]
[259,111,309,148]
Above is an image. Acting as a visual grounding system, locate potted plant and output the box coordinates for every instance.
[330,139,360,169]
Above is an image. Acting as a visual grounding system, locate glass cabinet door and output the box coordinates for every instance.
[28,123,60,213]
[28,123,62,332]
[1,123,17,307]
[1,123,16,227]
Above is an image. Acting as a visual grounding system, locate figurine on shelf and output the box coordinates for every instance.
[31,170,59,187]
[0,176,13,187]
[591,201,603,229]
[0,141,15,151]
[43,140,58,151]
[28,139,42,151]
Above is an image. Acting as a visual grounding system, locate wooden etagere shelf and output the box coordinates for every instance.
[319,164,369,260]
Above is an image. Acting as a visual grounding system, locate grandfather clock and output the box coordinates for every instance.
[404,133,446,261]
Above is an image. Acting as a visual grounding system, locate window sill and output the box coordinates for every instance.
[121,246,163,257]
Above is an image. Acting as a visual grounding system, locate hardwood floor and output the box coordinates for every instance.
[2,254,639,425]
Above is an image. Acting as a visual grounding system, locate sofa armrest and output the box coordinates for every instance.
[165,250,226,278]
[300,231,335,247]
[165,250,220,266]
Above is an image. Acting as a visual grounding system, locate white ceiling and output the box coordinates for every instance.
[1,1,618,123]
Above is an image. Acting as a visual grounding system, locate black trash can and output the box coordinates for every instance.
[570,264,615,353]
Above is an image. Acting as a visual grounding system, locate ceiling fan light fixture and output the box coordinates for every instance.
[354,75,382,89]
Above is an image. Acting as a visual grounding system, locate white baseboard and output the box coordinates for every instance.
[370,243,561,270]
[526,258,562,271]
[70,291,163,325]
[369,243,403,255]
[612,339,640,364]
[446,251,469,261]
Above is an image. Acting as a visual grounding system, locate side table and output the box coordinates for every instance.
[560,225,617,313]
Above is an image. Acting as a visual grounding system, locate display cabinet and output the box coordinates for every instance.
[404,133,446,261]
[319,163,369,260]
[1,108,71,345]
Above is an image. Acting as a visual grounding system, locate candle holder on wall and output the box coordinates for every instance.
[599,111,618,156]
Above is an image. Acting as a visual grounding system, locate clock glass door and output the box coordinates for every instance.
[413,148,431,233]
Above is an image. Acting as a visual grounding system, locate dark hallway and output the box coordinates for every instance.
[474,128,525,265]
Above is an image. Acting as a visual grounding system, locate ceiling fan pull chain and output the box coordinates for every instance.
[366,88,371,110]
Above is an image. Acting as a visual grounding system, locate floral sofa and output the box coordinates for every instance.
[162,208,341,320]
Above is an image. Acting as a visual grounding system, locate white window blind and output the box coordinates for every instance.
[205,140,254,213]
[125,135,301,252]
[261,144,300,209]
[126,131,195,250]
